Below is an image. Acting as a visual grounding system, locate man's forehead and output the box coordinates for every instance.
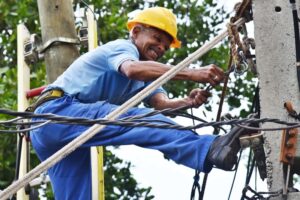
[145,26,173,42]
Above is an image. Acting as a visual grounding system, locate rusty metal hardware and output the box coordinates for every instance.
[280,128,298,165]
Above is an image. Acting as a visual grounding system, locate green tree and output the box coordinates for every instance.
[0,0,257,198]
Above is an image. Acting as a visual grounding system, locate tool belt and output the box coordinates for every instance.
[27,89,64,112]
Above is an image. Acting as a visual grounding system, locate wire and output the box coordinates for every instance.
[190,170,201,200]
[190,108,202,200]
[241,185,282,200]
[80,0,97,21]
[227,149,243,200]
[0,121,51,133]
[1,107,300,134]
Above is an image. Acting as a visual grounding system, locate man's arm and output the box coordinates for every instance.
[149,89,210,110]
[120,60,224,86]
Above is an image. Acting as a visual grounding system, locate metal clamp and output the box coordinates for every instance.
[280,128,298,165]
[78,27,88,47]
[24,34,42,65]
[240,133,267,180]
[39,37,80,53]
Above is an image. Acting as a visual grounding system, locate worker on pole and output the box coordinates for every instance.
[30,7,251,200]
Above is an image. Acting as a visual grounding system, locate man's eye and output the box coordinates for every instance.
[154,36,161,43]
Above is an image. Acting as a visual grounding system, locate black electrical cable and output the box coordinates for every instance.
[240,155,256,200]
[190,108,202,200]
[245,157,256,189]
[240,149,253,200]
[1,107,230,132]
[246,149,253,179]
[14,133,24,182]
[190,170,201,200]
[0,121,51,133]
[1,108,300,134]
[241,185,282,200]
[240,84,260,200]
[80,0,97,21]
[227,149,243,200]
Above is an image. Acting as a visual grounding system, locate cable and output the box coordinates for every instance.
[190,108,202,200]
[228,150,243,200]
[1,107,300,134]
[190,170,201,200]
[0,121,51,133]
[241,185,282,200]
[80,0,97,21]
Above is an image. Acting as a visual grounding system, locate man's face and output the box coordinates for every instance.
[132,26,172,61]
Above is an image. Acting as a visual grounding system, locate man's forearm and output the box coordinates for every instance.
[120,60,192,81]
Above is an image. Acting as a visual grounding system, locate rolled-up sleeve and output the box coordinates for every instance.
[107,41,139,71]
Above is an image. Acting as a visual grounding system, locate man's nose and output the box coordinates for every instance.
[157,43,166,55]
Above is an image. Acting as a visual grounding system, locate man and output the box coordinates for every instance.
[31,7,245,199]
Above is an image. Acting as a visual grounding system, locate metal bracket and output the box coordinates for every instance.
[78,27,88,47]
[74,6,89,48]
[280,128,298,165]
[240,133,267,180]
[24,35,80,64]
[24,34,42,65]
[38,37,80,53]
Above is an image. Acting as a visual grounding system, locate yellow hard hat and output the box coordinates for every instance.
[127,7,181,48]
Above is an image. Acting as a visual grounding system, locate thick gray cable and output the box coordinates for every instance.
[0,18,246,199]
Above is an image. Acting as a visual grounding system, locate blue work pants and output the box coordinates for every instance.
[30,95,215,200]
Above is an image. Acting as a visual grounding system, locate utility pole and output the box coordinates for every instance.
[37,0,79,82]
[36,1,104,199]
[253,0,300,199]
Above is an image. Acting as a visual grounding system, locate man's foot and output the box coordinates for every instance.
[207,114,258,171]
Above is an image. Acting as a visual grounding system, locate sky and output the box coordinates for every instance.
[110,1,266,200]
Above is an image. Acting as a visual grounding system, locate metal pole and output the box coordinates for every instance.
[253,0,300,199]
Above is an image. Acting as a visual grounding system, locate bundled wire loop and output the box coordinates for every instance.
[0,108,300,134]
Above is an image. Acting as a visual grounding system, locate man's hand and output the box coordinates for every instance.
[191,64,225,86]
[185,88,211,108]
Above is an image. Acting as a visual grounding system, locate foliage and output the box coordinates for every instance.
[0,0,257,198]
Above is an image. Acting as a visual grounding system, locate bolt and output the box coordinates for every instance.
[288,131,296,137]
[252,138,261,146]
[240,139,250,148]
[286,141,294,148]
[286,153,293,160]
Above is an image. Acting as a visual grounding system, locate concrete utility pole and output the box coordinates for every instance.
[37,0,79,82]
[253,0,300,199]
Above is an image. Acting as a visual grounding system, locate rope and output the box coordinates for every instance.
[0,18,247,200]
[227,22,249,75]
[232,0,252,23]
[214,53,233,129]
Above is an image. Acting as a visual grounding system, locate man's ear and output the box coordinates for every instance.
[131,25,143,39]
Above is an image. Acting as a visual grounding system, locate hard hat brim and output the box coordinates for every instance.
[171,39,181,48]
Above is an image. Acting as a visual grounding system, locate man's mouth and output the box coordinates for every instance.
[149,47,159,60]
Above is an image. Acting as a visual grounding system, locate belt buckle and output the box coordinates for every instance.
[50,90,63,97]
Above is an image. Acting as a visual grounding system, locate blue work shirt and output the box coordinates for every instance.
[47,39,166,105]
